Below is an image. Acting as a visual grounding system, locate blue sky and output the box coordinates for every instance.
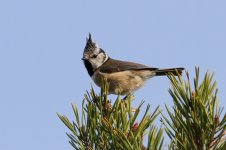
[0,0,226,149]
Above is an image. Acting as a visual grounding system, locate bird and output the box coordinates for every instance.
[82,34,184,95]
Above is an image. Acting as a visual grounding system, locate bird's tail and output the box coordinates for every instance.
[155,67,185,76]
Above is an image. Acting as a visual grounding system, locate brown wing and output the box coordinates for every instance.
[98,58,158,73]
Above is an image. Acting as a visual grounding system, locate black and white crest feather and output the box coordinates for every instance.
[84,33,96,52]
[82,33,109,75]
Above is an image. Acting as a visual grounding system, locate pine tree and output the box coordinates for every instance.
[58,68,226,150]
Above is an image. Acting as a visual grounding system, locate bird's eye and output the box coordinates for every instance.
[91,54,98,58]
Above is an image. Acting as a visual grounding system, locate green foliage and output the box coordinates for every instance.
[58,68,226,150]
[162,67,226,150]
[57,82,164,150]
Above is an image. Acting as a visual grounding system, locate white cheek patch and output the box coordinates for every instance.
[90,53,108,70]
[91,58,103,69]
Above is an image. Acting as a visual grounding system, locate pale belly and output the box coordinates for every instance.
[92,70,155,95]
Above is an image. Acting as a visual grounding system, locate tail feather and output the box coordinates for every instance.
[155,67,185,76]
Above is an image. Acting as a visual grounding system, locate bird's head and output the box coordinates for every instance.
[82,33,109,70]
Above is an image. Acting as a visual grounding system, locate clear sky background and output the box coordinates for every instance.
[0,0,226,150]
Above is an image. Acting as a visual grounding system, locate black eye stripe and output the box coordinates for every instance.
[91,50,103,58]
[92,54,98,58]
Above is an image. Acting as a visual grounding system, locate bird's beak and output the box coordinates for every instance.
[81,55,89,60]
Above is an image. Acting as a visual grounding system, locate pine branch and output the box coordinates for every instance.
[163,67,226,150]
[58,67,226,149]
[57,81,164,150]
